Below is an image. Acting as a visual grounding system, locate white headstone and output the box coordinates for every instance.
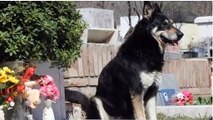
[194,16,213,38]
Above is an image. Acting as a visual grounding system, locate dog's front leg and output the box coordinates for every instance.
[145,96,157,120]
[131,94,146,120]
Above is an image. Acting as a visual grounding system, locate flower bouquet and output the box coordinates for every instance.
[0,67,19,108]
[0,66,36,108]
[39,75,60,101]
[175,90,194,106]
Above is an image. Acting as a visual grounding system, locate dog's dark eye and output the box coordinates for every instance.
[162,22,169,27]
[163,22,168,25]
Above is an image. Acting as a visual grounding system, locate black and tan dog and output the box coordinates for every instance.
[65,1,183,120]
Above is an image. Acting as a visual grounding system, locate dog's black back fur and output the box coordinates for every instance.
[65,1,183,119]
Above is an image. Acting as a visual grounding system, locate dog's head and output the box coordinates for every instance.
[143,1,184,46]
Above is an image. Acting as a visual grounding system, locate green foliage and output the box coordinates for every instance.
[0,1,86,67]
[196,96,212,105]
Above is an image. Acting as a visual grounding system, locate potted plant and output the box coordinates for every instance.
[0,1,86,68]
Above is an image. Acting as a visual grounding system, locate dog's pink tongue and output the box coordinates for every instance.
[174,41,179,46]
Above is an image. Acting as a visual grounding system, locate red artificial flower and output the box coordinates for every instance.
[17,85,25,93]
[6,96,14,103]
[20,67,36,83]
[25,67,36,78]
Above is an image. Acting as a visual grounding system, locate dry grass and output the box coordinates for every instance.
[157,113,212,120]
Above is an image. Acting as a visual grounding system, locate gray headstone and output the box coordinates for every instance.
[159,74,179,90]
[32,62,66,120]
[157,74,179,106]
[164,52,182,60]
[78,8,114,29]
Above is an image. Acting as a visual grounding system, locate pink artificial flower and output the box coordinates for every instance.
[39,75,54,86]
[181,90,193,104]
[175,90,193,106]
[39,75,60,101]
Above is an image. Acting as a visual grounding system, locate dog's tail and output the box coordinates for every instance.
[65,89,100,119]
[64,89,90,115]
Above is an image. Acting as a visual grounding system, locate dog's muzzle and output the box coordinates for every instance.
[160,28,184,46]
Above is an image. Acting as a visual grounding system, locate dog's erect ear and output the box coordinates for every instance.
[153,3,161,13]
[143,1,161,19]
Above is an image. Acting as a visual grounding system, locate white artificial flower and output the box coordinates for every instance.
[9,101,15,107]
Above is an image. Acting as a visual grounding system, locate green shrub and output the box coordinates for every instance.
[0,1,86,67]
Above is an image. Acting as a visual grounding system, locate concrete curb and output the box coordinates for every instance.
[157,105,212,118]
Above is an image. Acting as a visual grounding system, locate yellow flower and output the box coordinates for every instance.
[3,67,14,74]
[7,76,19,84]
[0,79,8,83]
[0,70,7,83]
[0,69,6,75]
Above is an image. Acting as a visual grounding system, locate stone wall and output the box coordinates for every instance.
[64,44,212,97]
[64,43,119,97]
[64,77,98,97]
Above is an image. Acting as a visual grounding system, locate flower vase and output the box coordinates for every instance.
[4,97,25,120]
[0,105,5,120]
[42,99,55,120]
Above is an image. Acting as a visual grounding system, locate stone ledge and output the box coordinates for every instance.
[157,105,212,118]
[184,88,211,95]
[89,77,98,86]
[79,87,96,98]
[64,78,89,87]
[64,77,99,87]
[65,87,80,91]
